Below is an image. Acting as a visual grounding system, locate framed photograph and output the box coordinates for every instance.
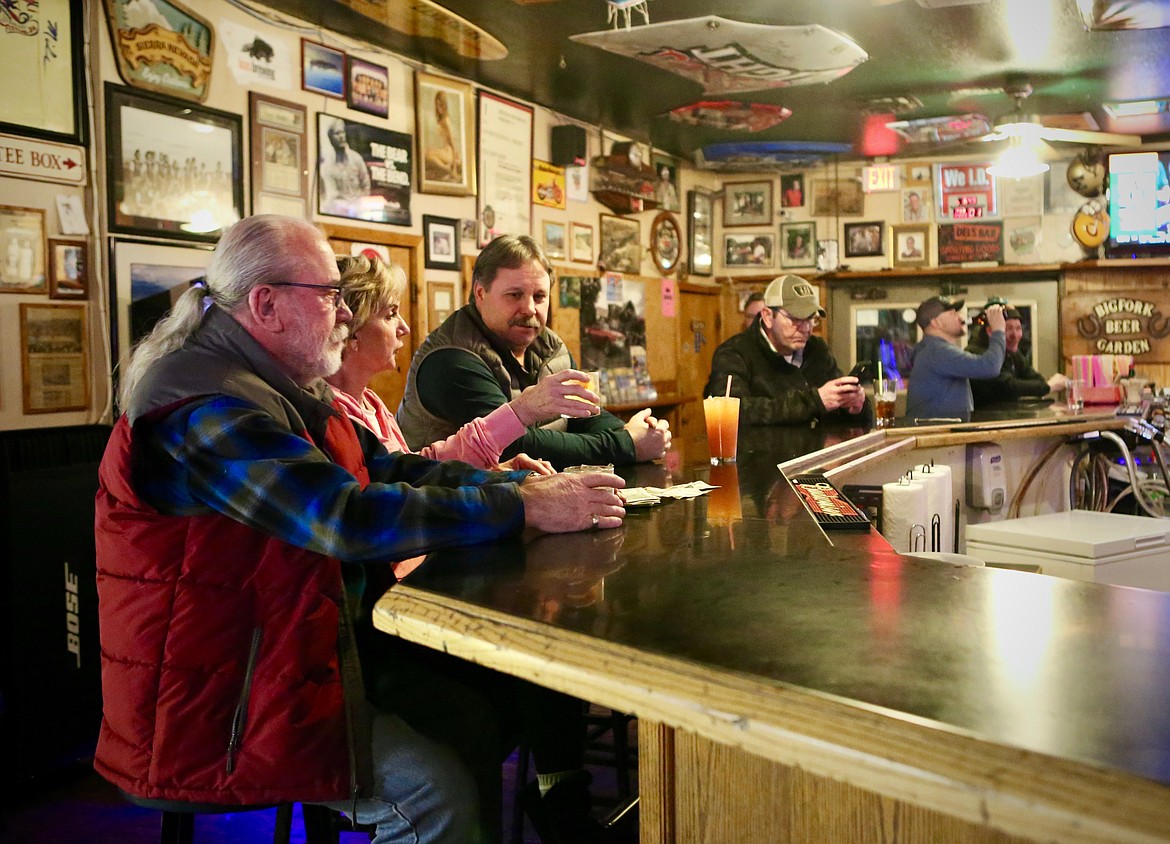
[543,220,566,259]
[905,164,932,187]
[724,232,775,268]
[317,114,412,225]
[812,179,864,217]
[461,218,477,241]
[891,224,930,268]
[570,222,594,264]
[651,153,681,212]
[844,221,885,258]
[48,239,87,299]
[566,165,590,203]
[688,189,714,276]
[780,221,817,269]
[781,174,805,208]
[427,279,457,334]
[105,84,243,242]
[249,92,308,219]
[477,92,533,246]
[423,215,460,270]
[0,0,87,143]
[19,302,89,414]
[347,57,388,118]
[598,214,641,273]
[650,211,682,276]
[723,180,773,227]
[901,188,931,223]
[817,239,840,272]
[301,39,345,99]
[416,72,476,196]
[110,239,213,370]
[0,206,47,294]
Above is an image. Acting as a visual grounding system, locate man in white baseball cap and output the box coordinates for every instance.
[704,274,870,426]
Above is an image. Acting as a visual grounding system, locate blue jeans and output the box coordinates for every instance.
[319,709,481,844]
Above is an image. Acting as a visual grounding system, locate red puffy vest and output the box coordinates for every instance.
[94,409,371,805]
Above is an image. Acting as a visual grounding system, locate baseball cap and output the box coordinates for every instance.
[916,295,964,329]
[762,274,826,320]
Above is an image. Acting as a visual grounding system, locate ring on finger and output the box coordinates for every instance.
[591,513,600,529]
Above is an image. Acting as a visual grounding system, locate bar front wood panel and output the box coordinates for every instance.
[374,587,1170,844]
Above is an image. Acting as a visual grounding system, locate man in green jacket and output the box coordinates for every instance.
[398,235,670,469]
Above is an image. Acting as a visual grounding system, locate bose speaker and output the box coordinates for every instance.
[551,125,587,167]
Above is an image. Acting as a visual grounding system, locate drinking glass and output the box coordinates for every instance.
[874,378,897,428]
[561,370,602,419]
[1066,378,1085,412]
[703,396,740,465]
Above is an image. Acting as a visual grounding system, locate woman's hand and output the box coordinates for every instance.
[500,453,555,475]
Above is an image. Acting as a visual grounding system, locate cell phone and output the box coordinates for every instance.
[847,361,873,383]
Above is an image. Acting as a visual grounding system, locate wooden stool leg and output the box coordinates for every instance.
[160,811,194,844]
[273,803,294,844]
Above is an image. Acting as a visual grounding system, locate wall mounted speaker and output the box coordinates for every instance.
[551,125,587,167]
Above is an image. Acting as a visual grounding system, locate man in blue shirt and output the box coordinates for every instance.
[906,296,1005,421]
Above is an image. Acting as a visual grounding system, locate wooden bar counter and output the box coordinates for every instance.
[373,410,1170,843]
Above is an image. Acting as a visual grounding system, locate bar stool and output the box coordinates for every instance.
[123,794,316,844]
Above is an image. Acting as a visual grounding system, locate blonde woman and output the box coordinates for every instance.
[327,254,598,473]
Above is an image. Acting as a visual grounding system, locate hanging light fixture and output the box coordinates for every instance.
[987,135,1049,179]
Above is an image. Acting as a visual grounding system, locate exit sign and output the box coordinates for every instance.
[863,164,900,193]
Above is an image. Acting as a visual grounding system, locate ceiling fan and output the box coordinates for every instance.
[889,74,1142,154]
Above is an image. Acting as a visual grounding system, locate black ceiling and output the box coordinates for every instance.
[262,0,1170,161]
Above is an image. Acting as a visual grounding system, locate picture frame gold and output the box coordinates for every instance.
[20,302,89,414]
[598,214,641,273]
[0,205,47,294]
[426,279,457,335]
[543,220,566,259]
[723,180,773,227]
[416,71,476,196]
[649,211,681,276]
[891,223,930,267]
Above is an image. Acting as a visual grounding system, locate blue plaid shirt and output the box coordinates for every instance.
[136,395,528,564]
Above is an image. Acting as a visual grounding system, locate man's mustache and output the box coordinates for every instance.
[510,319,542,329]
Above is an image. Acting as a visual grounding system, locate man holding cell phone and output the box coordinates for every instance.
[704,274,871,427]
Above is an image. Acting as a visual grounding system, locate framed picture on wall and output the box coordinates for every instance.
[48,239,88,299]
[105,84,244,242]
[423,215,460,270]
[347,57,388,118]
[570,222,594,263]
[20,302,89,414]
[723,180,773,227]
[724,232,775,268]
[891,224,930,267]
[844,221,885,258]
[780,221,817,269]
[477,92,533,246]
[0,0,87,143]
[650,211,681,276]
[543,220,566,259]
[598,214,641,273]
[688,189,714,276]
[427,279,457,334]
[301,39,346,98]
[812,178,864,217]
[780,174,805,208]
[0,205,47,294]
[249,92,309,219]
[316,114,412,225]
[416,71,476,196]
[651,152,681,212]
[110,239,213,375]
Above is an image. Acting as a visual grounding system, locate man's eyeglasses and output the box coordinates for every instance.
[775,309,818,330]
[266,282,344,309]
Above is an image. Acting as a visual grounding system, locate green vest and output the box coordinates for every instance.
[397,303,573,451]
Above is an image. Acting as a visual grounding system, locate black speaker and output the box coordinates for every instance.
[0,424,110,784]
[551,125,587,167]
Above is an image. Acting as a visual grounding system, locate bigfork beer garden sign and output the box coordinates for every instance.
[1065,291,1170,357]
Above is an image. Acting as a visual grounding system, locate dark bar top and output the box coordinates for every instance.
[397,418,1170,789]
